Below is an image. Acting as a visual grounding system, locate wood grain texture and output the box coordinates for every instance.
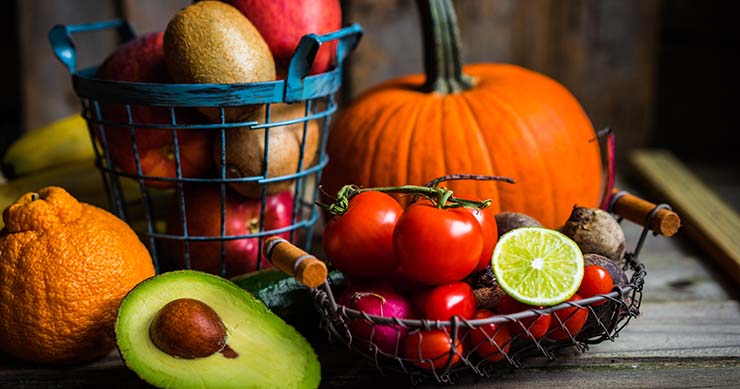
[19,0,119,131]
[120,0,190,35]
[2,300,735,388]
[630,149,740,286]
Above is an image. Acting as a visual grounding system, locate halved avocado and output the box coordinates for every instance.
[115,270,320,389]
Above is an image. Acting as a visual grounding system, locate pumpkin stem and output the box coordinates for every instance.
[416,0,475,94]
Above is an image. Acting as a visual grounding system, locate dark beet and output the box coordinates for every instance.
[495,212,542,238]
[584,253,628,287]
[560,206,626,263]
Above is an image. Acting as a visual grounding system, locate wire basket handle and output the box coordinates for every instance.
[49,19,136,75]
[285,23,363,102]
[262,236,328,288]
[609,188,681,237]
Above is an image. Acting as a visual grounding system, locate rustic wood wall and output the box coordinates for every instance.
[16,0,662,168]
[18,0,189,131]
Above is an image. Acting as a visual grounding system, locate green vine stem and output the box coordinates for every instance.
[320,184,492,216]
[416,0,475,94]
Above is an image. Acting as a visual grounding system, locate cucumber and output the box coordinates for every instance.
[231,269,345,334]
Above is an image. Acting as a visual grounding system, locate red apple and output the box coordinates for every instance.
[164,184,294,277]
[95,32,213,188]
[227,0,342,75]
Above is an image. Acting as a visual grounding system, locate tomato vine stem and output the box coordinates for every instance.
[322,184,493,216]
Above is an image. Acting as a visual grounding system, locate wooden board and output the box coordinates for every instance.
[630,149,740,286]
[1,300,737,388]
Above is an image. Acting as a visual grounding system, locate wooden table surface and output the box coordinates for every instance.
[0,164,738,388]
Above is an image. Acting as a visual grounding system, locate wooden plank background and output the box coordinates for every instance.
[17,0,661,169]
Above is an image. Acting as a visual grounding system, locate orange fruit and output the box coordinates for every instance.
[0,187,155,364]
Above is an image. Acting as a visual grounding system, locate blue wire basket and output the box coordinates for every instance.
[48,19,362,277]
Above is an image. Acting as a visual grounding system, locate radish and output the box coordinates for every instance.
[339,287,415,355]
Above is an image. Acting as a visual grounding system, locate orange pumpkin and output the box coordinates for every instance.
[322,0,602,228]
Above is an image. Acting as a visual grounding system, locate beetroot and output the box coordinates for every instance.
[339,287,415,355]
[495,212,542,238]
[560,206,626,263]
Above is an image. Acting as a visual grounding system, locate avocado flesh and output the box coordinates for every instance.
[115,270,320,389]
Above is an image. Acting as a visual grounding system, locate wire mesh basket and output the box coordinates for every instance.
[48,19,362,277]
[264,191,675,384]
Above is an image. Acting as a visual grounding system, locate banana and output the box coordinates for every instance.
[0,160,157,230]
[2,114,95,179]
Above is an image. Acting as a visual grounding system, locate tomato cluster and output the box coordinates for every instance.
[324,190,497,285]
[322,188,617,371]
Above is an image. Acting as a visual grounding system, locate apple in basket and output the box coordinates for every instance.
[94,31,213,189]
[163,184,294,278]
[227,0,342,76]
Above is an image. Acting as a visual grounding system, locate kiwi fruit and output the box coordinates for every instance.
[164,1,276,121]
[215,103,320,198]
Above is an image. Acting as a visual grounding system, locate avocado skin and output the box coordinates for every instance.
[232,269,345,334]
[115,270,320,389]
[163,1,276,121]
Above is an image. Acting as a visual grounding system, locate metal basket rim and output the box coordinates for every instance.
[71,65,344,106]
[318,282,637,329]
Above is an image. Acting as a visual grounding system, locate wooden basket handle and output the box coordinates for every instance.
[609,188,681,237]
[262,236,328,288]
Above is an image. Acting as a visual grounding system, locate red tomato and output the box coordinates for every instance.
[497,294,552,339]
[424,282,476,321]
[469,309,511,362]
[467,206,498,272]
[403,330,463,371]
[548,294,589,340]
[394,203,482,285]
[578,265,614,306]
[323,191,403,278]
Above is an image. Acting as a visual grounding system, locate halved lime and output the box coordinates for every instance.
[492,227,584,306]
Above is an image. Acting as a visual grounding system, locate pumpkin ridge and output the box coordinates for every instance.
[547,84,602,211]
[505,69,592,221]
[456,91,500,209]
[471,64,602,222]
[406,95,442,191]
[329,91,390,190]
[459,83,529,216]
[537,85,581,220]
[364,96,415,188]
[399,95,430,192]
[439,97,451,182]
[471,78,558,226]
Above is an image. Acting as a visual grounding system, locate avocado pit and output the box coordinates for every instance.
[149,298,227,359]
